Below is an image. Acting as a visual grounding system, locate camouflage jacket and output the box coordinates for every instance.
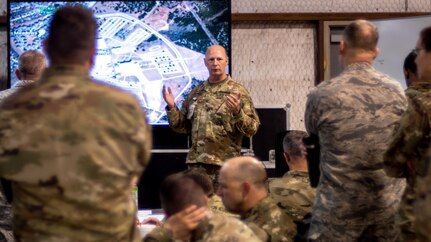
[0,66,152,242]
[384,87,431,240]
[0,80,35,103]
[0,82,33,242]
[405,82,431,101]
[241,196,296,242]
[167,75,259,166]
[268,170,315,221]
[0,183,13,242]
[208,194,238,218]
[143,212,261,242]
[305,62,407,226]
[384,82,431,179]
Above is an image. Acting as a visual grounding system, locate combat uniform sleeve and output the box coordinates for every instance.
[166,92,194,135]
[384,102,428,178]
[232,87,260,137]
[142,226,175,242]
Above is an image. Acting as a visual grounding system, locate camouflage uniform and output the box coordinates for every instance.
[268,170,316,221]
[143,212,261,242]
[384,86,431,242]
[0,184,13,242]
[0,80,35,102]
[305,62,407,241]
[167,75,259,182]
[0,80,36,242]
[416,156,431,242]
[0,66,152,242]
[208,194,238,218]
[241,196,296,242]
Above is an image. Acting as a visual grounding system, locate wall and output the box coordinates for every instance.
[229,0,431,130]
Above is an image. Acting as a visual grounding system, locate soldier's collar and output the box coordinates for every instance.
[41,65,90,83]
[206,75,230,86]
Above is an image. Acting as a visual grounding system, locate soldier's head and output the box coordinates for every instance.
[339,20,379,68]
[204,45,229,83]
[44,5,97,69]
[160,173,208,217]
[15,50,46,81]
[403,50,418,87]
[183,168,214,197]
[415,26,431,82]
[217,156,267,215]
[283,130,309,171]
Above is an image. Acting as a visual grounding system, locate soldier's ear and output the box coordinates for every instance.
[283,152,290,163]
[242,182,251,198]
[15,69,22,80]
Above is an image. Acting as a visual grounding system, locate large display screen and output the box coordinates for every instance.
[9,0,231,125]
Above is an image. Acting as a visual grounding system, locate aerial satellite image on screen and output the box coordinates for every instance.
[9,1,230,124]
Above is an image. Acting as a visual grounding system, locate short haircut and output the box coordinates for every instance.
[18,50,46,77]
[236,161,267,187]
[419,26,431,52]
[46,5,97,64]
[343,20,379,51]
[160,173,206,216]
[283,130,308,157]
[404,51,417,74]
[183,169,214,196]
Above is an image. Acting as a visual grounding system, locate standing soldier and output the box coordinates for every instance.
[162,45,259,187]
[384,26,431,242]
[305,20,407,241]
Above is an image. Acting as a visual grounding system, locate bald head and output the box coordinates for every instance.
[205,45,228,58]
[222,156,267,188]
[343,20,379,52]
[16,50,46,81]
[204,45,229,83]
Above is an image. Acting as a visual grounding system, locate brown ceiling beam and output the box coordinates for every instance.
[232,12,429,22]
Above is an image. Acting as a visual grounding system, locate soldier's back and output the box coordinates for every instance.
[268,171,315,221]
[0,66,151,241]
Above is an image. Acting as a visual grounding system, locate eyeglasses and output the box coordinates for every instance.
[412,48,423,55]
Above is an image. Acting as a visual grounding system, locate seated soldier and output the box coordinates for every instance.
[143,173,260,242]
[183,168,237,217]
[218,156,297,242]
[268,131,316,222]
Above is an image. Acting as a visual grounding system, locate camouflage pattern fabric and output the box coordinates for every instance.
[405,82,431,101]
[208,194,238,218]
[384,82,431,242]
[383,88,431,242]
[305,62,407,241]
[0,66,152,242]
[167,75,259,166]
[268,170,316,221]
[415,156,431,242]
[0,184,13,242]
[0,80,35,103]
[0,82,35,242]
[241,196,296,242]
[143,212,261,242]
[188,163,220,190]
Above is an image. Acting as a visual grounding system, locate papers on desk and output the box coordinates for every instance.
[137,210,165,238]
[137,210,165,222]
